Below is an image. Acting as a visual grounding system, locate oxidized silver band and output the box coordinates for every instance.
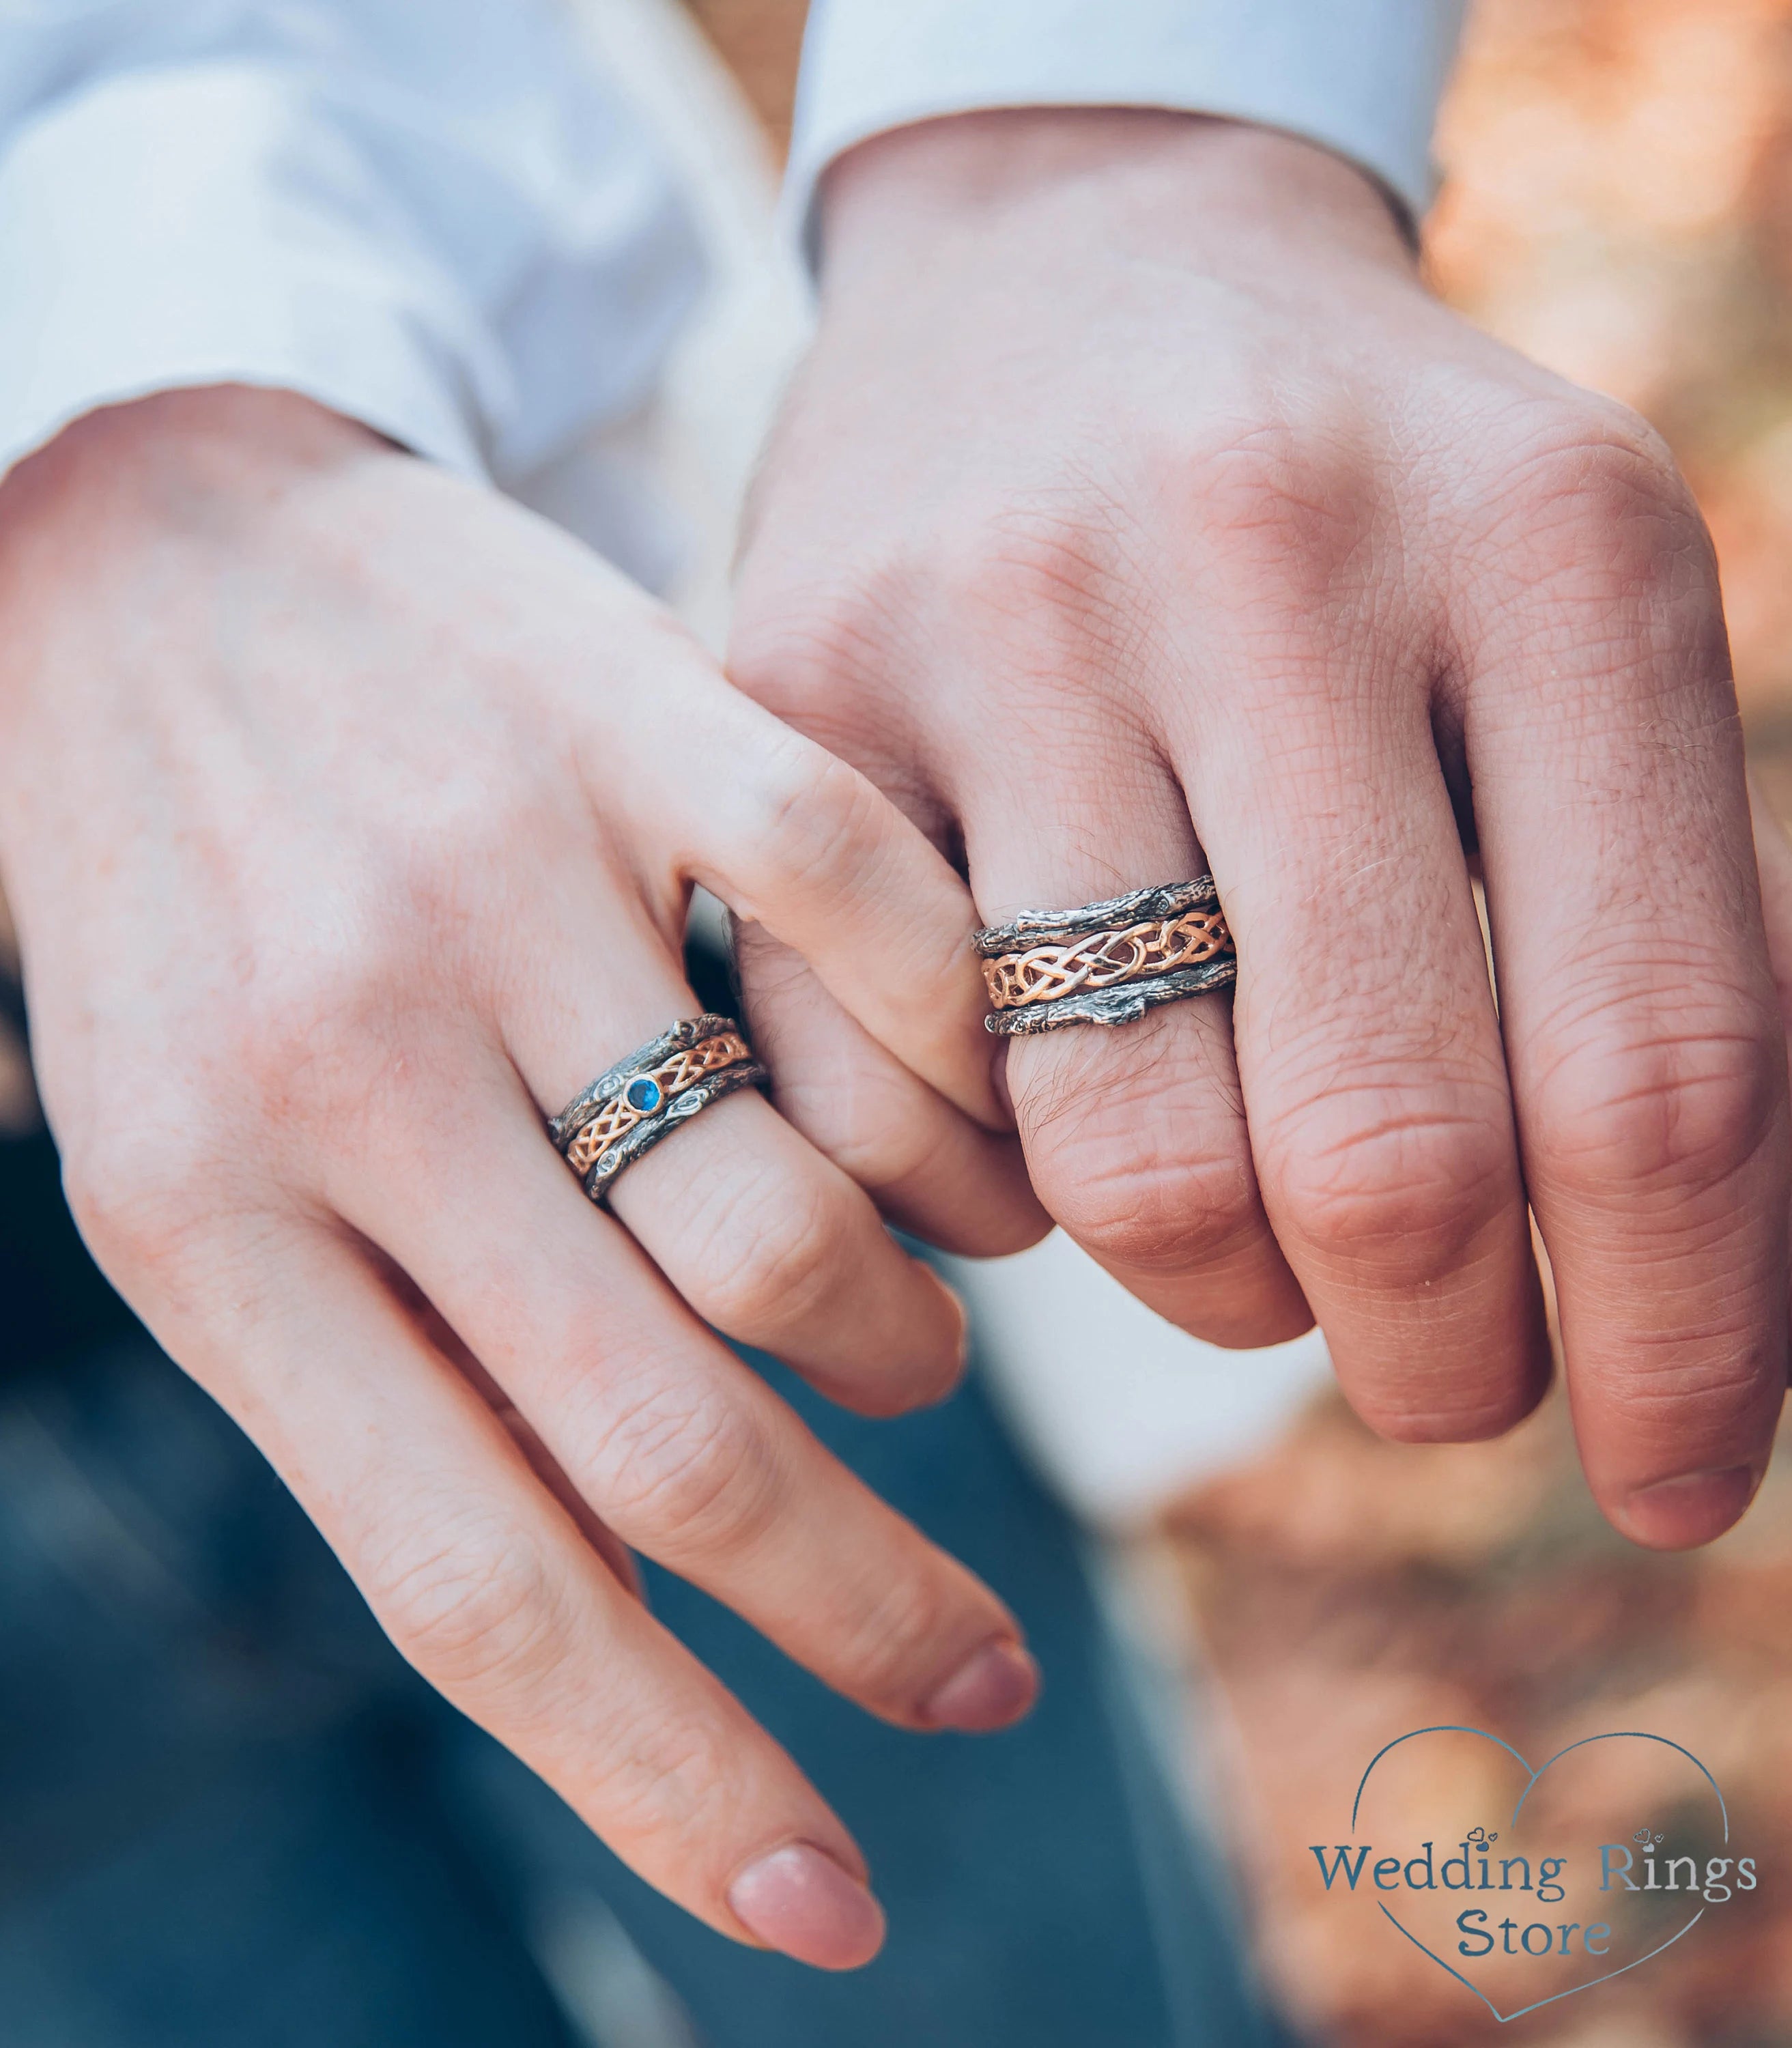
[549,1014,768,1201]
[975,878,1236,1036]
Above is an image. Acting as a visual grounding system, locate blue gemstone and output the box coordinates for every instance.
[625,1075,664,1115]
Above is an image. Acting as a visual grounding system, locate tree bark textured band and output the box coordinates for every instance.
[548,1014,768,1201]
[975,879,1237,1036]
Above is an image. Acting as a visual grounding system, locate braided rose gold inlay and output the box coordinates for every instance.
[981,910,1232,1011]
[565,1032,753,1175]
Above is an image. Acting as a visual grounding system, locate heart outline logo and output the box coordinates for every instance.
[1350,1726,1728,2025]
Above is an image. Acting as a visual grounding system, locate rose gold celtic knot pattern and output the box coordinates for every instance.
[565,1032,753,1175]
[982,909,1232,1012]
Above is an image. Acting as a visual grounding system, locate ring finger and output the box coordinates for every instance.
[507,913,971,1417]
[949,707,1311,1349]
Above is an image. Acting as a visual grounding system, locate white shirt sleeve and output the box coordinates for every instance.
[0,0,703,485]
[788,0,1470,257]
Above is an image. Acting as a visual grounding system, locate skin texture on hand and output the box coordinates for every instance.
[0,386,1046,1968]
[729,109,1792,1552]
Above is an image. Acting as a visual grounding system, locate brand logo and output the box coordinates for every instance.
[1308,1726,1755,2023]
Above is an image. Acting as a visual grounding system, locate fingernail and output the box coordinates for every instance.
[920,1636,1040,1732]
[1622,1465,1758,1548]
[926,1269,971,1373]
[727,1842,885,1970]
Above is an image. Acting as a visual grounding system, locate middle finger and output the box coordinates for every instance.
[1172,620,1551,1440]
[950,696,1311,1350]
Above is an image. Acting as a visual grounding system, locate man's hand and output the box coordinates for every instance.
[730,111,1790,1551]
[0,387,1044,1967]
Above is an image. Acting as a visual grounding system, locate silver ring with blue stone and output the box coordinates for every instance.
[548,1014,768,1204]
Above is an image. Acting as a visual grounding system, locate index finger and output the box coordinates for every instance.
[655,694,1007,1131]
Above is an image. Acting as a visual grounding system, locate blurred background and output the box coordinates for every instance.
[10,1,1792,2043]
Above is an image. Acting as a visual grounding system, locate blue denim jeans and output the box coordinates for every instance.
[0,1130,1289,2048]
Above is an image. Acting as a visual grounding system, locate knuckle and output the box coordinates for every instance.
[365,1516,567,1701]
[952,494,1137,655]
[744,733,887,888]
[586,1371,783,1558]
[1528,1006,1779,1208]
[1023,1061,1264,1277]
[681,1161,848,1337]
[728,588,945,823]
[952,479,1298,709]
[61,1098,237,1279]
[1485,401,1713,591]
[1354,1387,1541,1449]
[743,489,1149,718]
[839,1568,969,1707]
[1180,414,1372,572]
[729,561,913,735]
[1262,1091,1517,1279]
[1603,1339,1771,1429]
[584,1707,742,1843]
[1049,1146,1264,1277]
[1503,397,1686,509]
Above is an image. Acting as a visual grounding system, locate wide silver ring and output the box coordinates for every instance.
[974,878,1236,1036]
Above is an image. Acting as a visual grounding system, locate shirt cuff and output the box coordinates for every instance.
[786,0,1469,262]
[0,63,503,485]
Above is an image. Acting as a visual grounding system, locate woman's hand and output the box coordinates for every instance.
[0,386,1044,1969]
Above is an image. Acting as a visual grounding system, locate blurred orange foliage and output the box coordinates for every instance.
[1431,0,1792,776]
